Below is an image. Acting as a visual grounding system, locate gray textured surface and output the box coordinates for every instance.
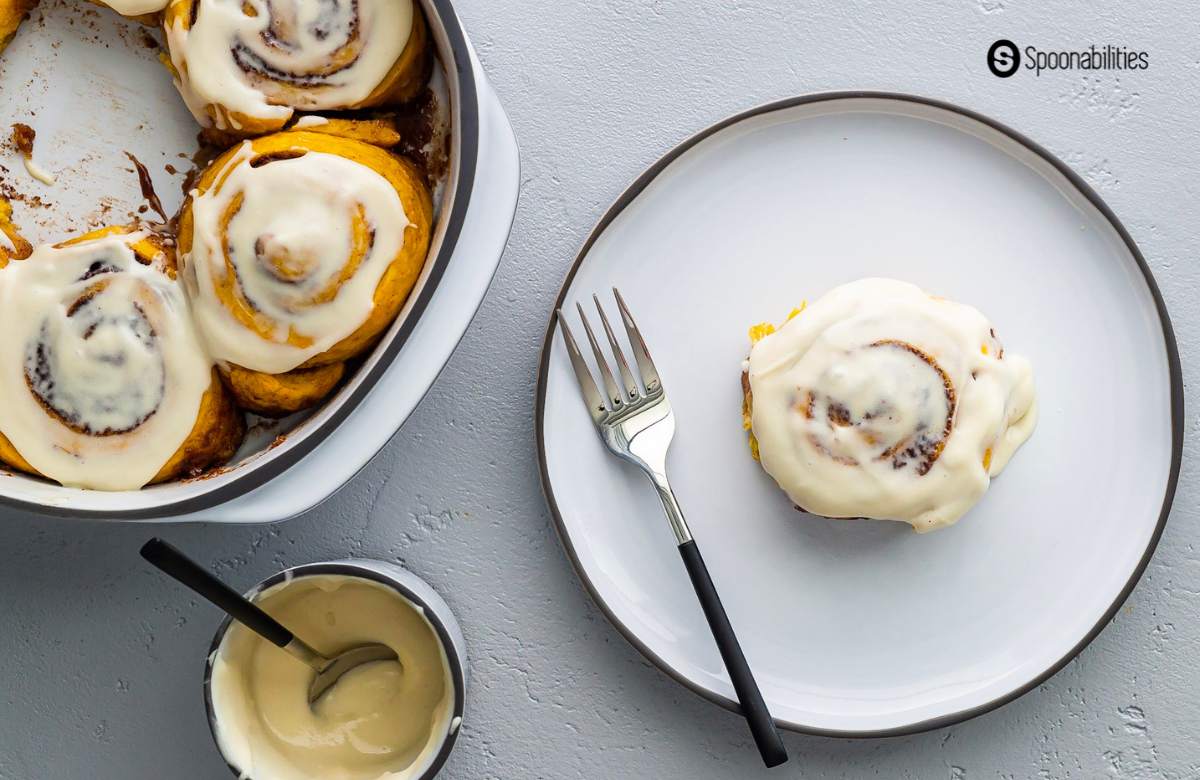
[1,1,1197,778]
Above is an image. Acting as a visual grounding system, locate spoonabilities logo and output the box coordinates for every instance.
[987,39,1149,77]
[987,39,1020,78]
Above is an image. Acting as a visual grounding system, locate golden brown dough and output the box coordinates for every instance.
[287,117,405,149]
[150,366,245,482]
[0,0,36,56]
[0,197,33,266]
[223,362,345,419]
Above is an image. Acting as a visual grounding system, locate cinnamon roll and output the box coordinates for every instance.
[177,129,433,416]
[0,226,245,490]
[743,278,1037,532]
[163,0,430,136]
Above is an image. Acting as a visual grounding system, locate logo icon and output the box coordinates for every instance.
[988,39,1020,78]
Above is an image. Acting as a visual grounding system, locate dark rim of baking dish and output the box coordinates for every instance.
[534,90,1184,738]
[0,0,481,519]
[202,561,467,780]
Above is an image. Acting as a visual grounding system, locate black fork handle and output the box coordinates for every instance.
[678,539,788,768]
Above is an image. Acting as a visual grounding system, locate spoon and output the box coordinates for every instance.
[140,538,399,703]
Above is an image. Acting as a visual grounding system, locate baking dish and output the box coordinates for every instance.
[0,0,519,519]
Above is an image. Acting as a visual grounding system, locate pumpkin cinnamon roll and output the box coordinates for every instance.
[177,129,433,416]
[163,0,430,136]
[743,278,1037,532]
[0,226,245,490]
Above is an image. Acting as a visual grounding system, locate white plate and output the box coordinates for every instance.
[537,93,1182,736]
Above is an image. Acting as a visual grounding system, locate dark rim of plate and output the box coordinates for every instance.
[534,90,1184,738]
[0,0,481,519]
[202,561,467,780]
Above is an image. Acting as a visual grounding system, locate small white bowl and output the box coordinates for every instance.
[203,560,467,779]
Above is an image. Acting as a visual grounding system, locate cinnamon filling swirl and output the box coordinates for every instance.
[25,291,166,437]
[182,135,413,375]
[799,339,956,475]
[165,0,423,132]
[746,278,1037,532]
[0,231,217,490]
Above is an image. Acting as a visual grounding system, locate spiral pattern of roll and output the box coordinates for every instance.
[178,130,432,415]
[0,227,245,490]
[163,0,429,135]
[744,278,1037,532]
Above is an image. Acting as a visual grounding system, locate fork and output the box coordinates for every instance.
[557,289,788,768]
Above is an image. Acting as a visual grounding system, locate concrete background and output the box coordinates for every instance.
[1,1,1198,777]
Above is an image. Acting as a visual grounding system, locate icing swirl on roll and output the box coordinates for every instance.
[746,278,1037,532]
[0,231,216,490]
[181,136,415,375]
[798,339,956,474]
[164,0,425,133]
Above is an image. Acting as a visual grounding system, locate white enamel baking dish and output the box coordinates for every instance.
[0,0,519,520]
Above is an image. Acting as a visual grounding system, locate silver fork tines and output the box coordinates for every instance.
[575,301,623,410]
[613,288,661,394]
[555,309,607,422]
[557,288,662,420]
[593,294,639,404]
[557,288,683,545]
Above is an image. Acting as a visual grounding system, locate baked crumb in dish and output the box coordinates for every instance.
[743,278,1036,532]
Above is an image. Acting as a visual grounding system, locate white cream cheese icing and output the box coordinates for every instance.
[165,0,414,130]
[21,155,56,186]
[101,0,170,15]
[747,278,1037,532]
[183,141,410,374]
[0,234,213,490]
[210,574,455,780]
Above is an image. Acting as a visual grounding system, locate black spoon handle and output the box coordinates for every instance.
[140,538,293,649]
[678,539,788,768]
